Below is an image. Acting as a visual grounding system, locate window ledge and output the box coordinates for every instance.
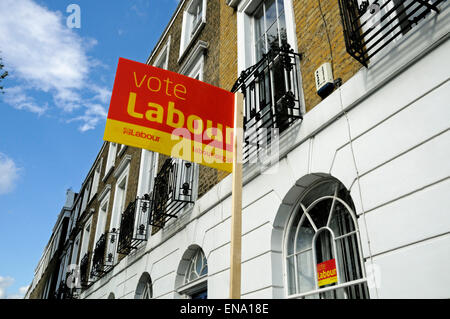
[102,166,114,183]
[179,40,208,75]
[118,145,128,157]
[113,154,132,178]
[177,276,207,295]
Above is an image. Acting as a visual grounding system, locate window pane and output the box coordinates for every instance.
[254,6,264,40]
[265,0,277,30]
[266,20,280,50]
[309,198,333,230]
[286,255,296,295]
[295,216,314,252]
[278,12,288,46]
[335,234,363,283]
[255,37,266,62]
[277,0,285,15]
[196,253,203,275]
[328,201,355,237]
[297,249,315,293]
[314,229,334,264]
[201,264,208,277]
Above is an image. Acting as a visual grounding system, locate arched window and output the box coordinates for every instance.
[135,272,152,299]
[176,246,208,299]
[285,179,369,299]
[185,248,208,285]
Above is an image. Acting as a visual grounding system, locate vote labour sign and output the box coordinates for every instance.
[317,259,338,287]
[104,58,236,172]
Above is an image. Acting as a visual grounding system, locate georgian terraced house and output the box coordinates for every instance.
[26,0,450,299]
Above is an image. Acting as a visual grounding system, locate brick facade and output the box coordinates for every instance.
[293,0,361,112]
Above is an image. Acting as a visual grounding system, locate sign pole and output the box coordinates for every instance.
[229,92,244,299]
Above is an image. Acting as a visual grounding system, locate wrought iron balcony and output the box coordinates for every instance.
[338,0,445,66]
[150,158,195,228]
[231,43,303,163]
[91,232,116,278]
[55,281,75,299]
[117,195,151,255]
[79,252,91,289]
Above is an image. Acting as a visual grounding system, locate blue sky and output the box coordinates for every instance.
[0,0,179,299]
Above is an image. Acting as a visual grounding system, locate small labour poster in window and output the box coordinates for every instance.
[317,259,338,287]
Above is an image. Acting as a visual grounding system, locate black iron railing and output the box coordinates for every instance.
[117,195,151,255]
[91,232,116,278]
[150,158,195,228]
[231,43,302,163]
[339,0,445,66]
[55,281,75,299]
[79,252,91,288]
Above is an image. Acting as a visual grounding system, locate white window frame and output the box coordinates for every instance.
[80,179,91,214]
[283,181,369,299]
[135,273,153,299]
[177,247,208,298]
[70,233,81,266]
[90,158,103,201]
[93,191,110,250]
[67,198,81,240]
[118,143,127,157]
[79,216,92,265]
[179,0,207,61]
[153,36,171,69]
[236,0,305,115]
[110,156,131,233]
[236,0,298,73]
[103,142,118,181]
[137,150,159,198]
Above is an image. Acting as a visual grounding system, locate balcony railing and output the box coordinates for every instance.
[79,252,91,289]
[338,0,445,66]
[150,158,195,228]
[117,195,151,255]
[55,280,76,299]
[91,232,116,278]
[231,43,303,163]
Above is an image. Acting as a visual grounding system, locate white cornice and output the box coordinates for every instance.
[179,40,209,75]
[98,184,111,202]
[226,0,241,8]
[114,154,132,178]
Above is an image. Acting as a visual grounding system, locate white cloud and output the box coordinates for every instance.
[67,103,108,132]
[0,276,14,299]
[0,277,28,299]
[7,285,29,299]
[0,0,110,131]
[0,153,20,195]
[3,86,48,115]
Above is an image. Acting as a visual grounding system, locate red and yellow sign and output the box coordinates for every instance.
[103,57,236,172]
[317,259,338,287]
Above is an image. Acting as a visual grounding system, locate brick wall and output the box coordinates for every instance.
[293,0,362,112]
[147,0,231,200]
